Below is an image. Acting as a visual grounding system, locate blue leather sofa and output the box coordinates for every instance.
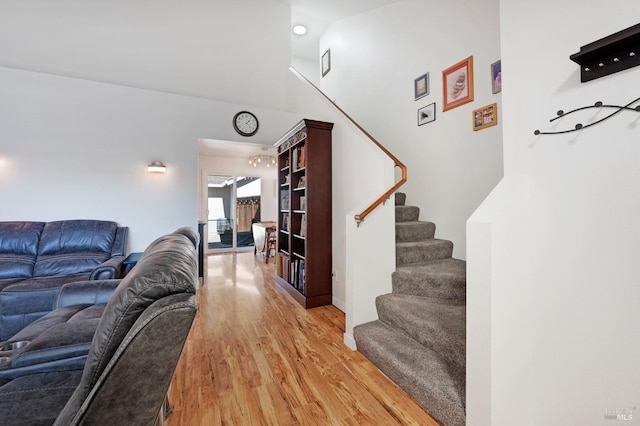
[0,228,198,425]
[0,220,128,340]
[0,228,196,381]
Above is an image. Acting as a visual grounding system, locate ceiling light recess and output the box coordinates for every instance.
[293,25,307,35]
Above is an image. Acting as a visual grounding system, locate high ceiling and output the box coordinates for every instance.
[286,0,407,61]
[0,0,406,158]
[0,0,406,106]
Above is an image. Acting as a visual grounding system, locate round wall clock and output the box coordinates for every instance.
[232,111,259,137]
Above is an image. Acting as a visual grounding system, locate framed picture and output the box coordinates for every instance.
[418,103,436,126]
[491,60,502,94]
[414,73,429,100]
[472,103,498,131]
[322,49,331,77]
[442,56,474,111]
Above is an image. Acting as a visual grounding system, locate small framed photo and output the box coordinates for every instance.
[491,60,502,94]
[418,103,436,126]
[442,56,474,111]
[414,73,429,100]
[472,103,498,131]
[322,49,331,77]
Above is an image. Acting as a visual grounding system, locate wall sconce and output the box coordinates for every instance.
[147,161,167,173]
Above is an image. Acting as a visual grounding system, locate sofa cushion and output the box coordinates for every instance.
[0,273,91,340]
[10,306,104,371]
[34,220,118,278]
[0,278,23,292]
[0,222,45,279]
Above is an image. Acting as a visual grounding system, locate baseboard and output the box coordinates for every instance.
[343,332,357,351]
[332,296,346,312]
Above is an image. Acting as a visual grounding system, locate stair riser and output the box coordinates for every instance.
[376,295,466,369]
[396,241,453,265]
[395,206,419,222]
[395,192,406,206]
[395,222,435,243]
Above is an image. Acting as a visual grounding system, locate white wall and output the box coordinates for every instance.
[291,57,321,88]
[319,0,503,259]
[466,0,640,424]
[0,67,293,251]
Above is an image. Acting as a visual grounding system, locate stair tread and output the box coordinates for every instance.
[376,294,465,368]
[395,257,466,275]
[395,221,436,242]
[354,320,465,426]
[396,238,451,248]
[396,239,453,266]
[393,258,466,300]
[396,220,435,226]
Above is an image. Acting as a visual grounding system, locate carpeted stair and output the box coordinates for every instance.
[353,192,466,426]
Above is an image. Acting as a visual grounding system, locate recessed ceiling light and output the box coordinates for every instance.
[293,25,307,35]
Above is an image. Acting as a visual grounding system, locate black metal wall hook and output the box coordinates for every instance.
[534,96,640,135]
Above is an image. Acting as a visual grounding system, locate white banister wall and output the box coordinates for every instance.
[287,70,396,340]
[466,175,533,425]
[344,199,395,350]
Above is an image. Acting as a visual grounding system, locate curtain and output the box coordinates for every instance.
[237,197,260,231]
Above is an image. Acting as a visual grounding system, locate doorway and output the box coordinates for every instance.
[206,175,262,251]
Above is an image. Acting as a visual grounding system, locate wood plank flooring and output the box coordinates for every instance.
[167,252,439,425]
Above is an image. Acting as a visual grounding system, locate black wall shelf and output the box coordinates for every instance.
[570,23,640,83]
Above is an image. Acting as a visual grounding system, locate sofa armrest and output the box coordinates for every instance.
[90,255,126,280]
[54,279,122,309]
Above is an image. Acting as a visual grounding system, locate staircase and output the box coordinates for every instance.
[353,193,466,426]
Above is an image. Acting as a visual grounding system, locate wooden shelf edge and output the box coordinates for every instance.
[274,275,331,309]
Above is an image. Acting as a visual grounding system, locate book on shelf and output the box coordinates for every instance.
[278,253,290,281]
[279,190,289,210]
[299,215,306,237]
[281,213,290,232]
[277,254,305,292]
[276,253,283,277]
[299,196,306,211]
[292,145,306,170]
[292,147,298,170]
[297,176,306,189]
[298,145,305,169]
[298,260,305,292]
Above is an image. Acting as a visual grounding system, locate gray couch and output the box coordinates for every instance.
[0,220,128,340]
[0,228,198,425]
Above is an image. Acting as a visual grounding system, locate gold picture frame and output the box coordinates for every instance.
[472,103,498,131]
[442,56,474,111]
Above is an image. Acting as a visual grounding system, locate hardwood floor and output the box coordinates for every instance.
[167,252,439,425]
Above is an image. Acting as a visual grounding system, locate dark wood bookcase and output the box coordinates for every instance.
[274,119,333,308]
